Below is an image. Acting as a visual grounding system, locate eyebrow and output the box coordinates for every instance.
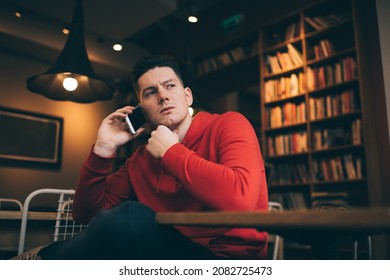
[141,78,177,95]
[160,78,176,86]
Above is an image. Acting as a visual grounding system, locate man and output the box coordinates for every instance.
[14,55,268,260]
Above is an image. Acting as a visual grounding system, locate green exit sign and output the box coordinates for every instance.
[220,14,244,32]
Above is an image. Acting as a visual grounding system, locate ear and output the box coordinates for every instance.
[184,87,193,106]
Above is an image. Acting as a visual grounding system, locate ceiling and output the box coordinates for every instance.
[0,0,224,87]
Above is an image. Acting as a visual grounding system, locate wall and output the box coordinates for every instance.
[376,0,390,143]
[374,0,390,259]
[0,50,117,209]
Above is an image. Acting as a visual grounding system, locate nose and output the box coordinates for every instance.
[158,89,169,104]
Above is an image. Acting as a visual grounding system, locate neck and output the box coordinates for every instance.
[177,114,193,142]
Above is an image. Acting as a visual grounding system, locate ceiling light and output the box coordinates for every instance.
[15,11,22,18]
[26,0,115,103]
[188,15,198,23]
[113,43,123,51]
[62,28,70,35]
[63,76,78,91]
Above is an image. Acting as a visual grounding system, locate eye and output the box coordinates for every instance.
[144,89,157,98]
[166,83,176,89]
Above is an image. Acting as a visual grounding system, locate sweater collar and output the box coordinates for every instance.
[181,111,217,147]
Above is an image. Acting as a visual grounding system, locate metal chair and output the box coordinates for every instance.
[311,202,372,259]
[265,163,284,259]
[268,201,284,259]
[17,188,86,254]
[0,198,23,211]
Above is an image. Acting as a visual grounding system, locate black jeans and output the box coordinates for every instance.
[40,201,222,260]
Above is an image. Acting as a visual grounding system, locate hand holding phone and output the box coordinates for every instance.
[124,106,146,134]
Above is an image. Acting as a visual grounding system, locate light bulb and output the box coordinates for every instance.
[188,15,198,23]
[113,43,123,51]
[63,77,78,91]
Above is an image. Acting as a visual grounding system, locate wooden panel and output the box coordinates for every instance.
[0,210,58,220]
[156,208,390,234]
[0,219,55,253]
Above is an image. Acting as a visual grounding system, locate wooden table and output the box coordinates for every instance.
[157,208,390,258]
[156,208,390,234]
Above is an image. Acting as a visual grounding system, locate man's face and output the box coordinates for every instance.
[137,67,193,130]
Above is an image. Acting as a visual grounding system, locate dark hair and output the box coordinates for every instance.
[131,55,184,95]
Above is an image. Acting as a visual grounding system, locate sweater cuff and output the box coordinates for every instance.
[85,145,116,172]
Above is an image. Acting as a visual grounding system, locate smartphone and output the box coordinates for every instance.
[124,106,146,134]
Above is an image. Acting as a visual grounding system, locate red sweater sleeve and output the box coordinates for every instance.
[161,112,267,211]
[72,147,134,223]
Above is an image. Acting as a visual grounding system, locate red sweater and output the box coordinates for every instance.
[73,111,269,259]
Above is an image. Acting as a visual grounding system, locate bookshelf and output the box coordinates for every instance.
[195,33,258,78]
[260,0,368,210]
[193,32,261,136]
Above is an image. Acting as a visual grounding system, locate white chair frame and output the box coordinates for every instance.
[0,198,23,211]
[268,201,284,260]
[17,188,86,254]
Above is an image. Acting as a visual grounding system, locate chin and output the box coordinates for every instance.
[154,119,174,128]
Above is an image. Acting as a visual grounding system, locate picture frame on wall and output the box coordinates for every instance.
[0,106,63,167]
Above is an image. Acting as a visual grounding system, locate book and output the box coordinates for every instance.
[306,67,315,91]
[305,16,325,31]
[343,154,357,179]
[287,44,303,66]
[313,16,333,29]
[290,73,299,96]
[276,51,288,70]
[229,47,245,62]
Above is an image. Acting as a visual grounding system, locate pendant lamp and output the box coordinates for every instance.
[26,0,115,103]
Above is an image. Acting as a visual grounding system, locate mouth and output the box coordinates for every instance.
[160,106,174,114]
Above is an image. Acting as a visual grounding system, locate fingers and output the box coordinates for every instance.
[146,125,179,159]
[116,105,136,114]
[108,106,137,122]
[134,127,145,136]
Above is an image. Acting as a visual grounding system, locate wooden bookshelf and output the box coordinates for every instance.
[260,0,368,210]
[194,32,261,138]
[189,0,377,214]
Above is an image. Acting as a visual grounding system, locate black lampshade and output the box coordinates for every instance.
[26,1,115,103]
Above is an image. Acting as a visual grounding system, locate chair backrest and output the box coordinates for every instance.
[312,201,372,260]
[17,188,86,254]
[268,201,283,260]
[0,198,23,211]
[52,191,87,242]
[265,164,284,259]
